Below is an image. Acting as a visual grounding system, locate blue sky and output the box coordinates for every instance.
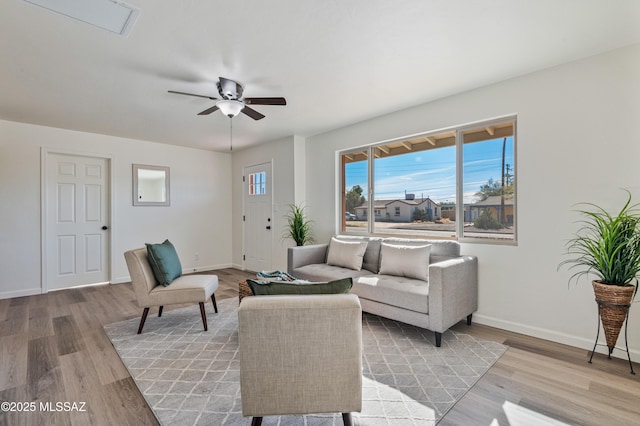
[345,137,514,204]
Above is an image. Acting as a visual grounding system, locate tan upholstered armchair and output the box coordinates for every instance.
[124,248,218,334]
[238,294,363,426]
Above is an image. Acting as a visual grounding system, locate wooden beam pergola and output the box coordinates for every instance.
[341,121,513,164]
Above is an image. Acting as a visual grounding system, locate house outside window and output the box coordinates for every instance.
[340,116,516,243]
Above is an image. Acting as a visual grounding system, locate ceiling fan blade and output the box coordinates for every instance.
[218,77,243,99]
[168,90,217,100]
[244,97,287,106]
[242,106,265,120]
[197,105,219,115]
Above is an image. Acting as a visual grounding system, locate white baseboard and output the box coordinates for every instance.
[474,313,640,360]
[0,287,43,300]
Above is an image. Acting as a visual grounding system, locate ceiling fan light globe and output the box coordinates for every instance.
[216,99,244,117]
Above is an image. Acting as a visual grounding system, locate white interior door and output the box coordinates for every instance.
[45,153,110,291]
[243,162,273,273]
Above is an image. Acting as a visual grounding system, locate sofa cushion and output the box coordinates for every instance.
[333,237,461,268]
[247,277,353,296]
[383,238,460,263]
[148,274,218,305]
[291,263,372,282]
[379,242,431,281]
[326,237,367,271]
[145,239,182,286]
[353,274,429,314]
[335,236,382,273]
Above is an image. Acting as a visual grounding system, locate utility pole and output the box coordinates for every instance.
[504,164,513,187]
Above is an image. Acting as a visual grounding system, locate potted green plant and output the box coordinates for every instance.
[559,190,640,357]
[283,203,314,246]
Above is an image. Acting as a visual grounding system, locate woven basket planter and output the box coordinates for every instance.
[592,280,635,352]
[238,280,252,303]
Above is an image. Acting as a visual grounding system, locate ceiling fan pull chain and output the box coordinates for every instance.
[229,116,233,152]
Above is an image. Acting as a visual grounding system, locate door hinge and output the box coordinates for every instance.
[242,176,245,182]
[243,215,245,221]
[243,254,246,261]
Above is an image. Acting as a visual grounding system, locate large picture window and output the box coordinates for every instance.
[340,116,516,243]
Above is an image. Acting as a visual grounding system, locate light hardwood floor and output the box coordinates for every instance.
[0,269,639,426]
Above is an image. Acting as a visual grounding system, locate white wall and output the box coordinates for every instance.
[3,43,639,359]
[231,135,303,271]
[304,43,640,357]
[0,120,232,298]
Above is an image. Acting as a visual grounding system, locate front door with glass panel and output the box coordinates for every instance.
[243,162,273,272]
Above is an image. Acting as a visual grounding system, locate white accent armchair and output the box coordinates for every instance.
[238,294,363,426]
[124,248,218,334]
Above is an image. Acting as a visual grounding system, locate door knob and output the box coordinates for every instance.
[102,226,109,230]
[266,226,271,230]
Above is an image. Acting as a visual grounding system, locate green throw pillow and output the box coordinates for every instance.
[145,239,182,286]
[247,277,353,296]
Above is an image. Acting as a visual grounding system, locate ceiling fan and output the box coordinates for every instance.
[168,77,286,120]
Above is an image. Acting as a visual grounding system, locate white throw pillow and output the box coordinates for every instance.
[379,243,431,281]
[326,237,367,271]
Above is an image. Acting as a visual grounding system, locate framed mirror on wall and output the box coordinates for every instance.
[133,164,170,206]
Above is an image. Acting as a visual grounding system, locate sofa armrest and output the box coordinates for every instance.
[287,243,329,275]
[427,255,478,333]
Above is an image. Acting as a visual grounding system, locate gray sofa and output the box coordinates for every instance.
[287,235,478,347]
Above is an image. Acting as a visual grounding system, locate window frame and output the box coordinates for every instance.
[338,115,517,245]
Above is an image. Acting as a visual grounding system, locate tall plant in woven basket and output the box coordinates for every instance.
[559,190,640,355]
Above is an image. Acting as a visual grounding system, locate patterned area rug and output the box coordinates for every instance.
[104,298,506,425]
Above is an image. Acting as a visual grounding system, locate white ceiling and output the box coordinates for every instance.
[1,1,639,152]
